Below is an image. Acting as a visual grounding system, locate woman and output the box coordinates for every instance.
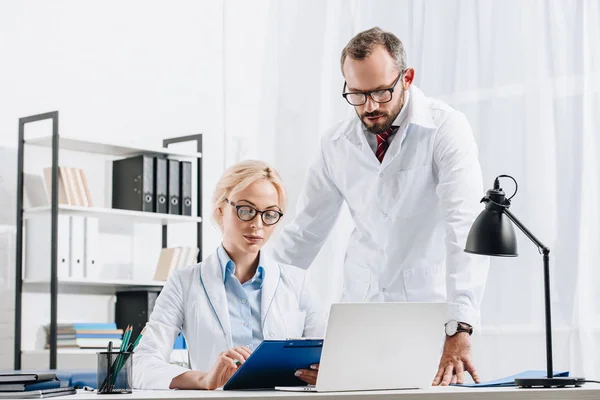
[133,160,325,390]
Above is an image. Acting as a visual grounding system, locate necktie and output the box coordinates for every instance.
[375,127,395,163]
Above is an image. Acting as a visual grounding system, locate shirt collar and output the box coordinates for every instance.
[217,244,265,286]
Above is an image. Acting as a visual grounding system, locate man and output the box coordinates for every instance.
[274,27,489,386]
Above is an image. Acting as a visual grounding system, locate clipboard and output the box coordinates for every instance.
[223,339,323,390]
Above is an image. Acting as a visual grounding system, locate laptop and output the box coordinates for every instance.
[276,302,446,392]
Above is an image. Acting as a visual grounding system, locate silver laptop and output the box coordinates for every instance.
[276,302,446,392]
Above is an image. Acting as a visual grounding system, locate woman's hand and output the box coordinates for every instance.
[199,346,252,390]
[294,364,319,386]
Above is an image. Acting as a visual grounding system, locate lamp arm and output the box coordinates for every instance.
[502,208,549,254]
[502,207,554,379]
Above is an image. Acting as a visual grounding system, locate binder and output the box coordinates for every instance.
[112,155,154,212]
[180,161,192,216]
[24,214,70,280]
[84,217,99,279]
[69,216,85,279]
[167,159,180,215]
[154,157,168,214]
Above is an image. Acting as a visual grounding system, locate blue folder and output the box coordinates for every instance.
[223,339,323,390]
[456,370,569,387]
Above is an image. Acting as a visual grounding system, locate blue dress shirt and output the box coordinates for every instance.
[217,245,265,350]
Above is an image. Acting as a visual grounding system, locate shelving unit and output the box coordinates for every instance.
[15,111,203,369]
[24,205,203,225]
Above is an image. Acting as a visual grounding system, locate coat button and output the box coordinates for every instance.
[269,333,274,338]
[379,173,383,177]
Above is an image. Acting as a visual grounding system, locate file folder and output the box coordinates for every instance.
[24,214,70,280]
[167,159,180,215]
[84,217,99,279]
[112,155,154,212]
[180,161,192,216]
[69,216,85,279]
[154,157,168,214]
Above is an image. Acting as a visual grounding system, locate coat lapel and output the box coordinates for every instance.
[199,252,232,343]
[260,257,281,330]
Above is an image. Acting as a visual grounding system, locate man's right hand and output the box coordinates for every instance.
[199,346,252,390]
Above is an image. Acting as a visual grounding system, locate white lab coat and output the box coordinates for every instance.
[274,85,489,328]
[133,250,326,390]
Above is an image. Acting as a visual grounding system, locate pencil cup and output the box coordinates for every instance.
[97,351,133,394]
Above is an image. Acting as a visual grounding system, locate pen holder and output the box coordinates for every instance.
[97,351,133,394]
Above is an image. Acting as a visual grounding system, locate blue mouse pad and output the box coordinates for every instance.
[223,339,323,390]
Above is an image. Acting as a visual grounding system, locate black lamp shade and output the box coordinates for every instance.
[464,207,518,257]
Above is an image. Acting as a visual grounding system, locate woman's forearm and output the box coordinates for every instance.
[169,370,208,389]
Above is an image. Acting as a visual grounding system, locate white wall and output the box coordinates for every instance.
[0,0,225,369]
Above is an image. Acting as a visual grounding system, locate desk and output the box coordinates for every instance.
[69,386,600,399]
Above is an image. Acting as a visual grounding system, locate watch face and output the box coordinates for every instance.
[445,320,458,336]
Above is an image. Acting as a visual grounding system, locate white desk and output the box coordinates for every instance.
[69,386,600,399]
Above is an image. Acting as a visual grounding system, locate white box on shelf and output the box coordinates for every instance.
[25,214,71,280]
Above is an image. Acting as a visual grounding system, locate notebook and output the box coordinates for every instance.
[0,379,61,392]
[0,374,56,384]
[0,387,75,399]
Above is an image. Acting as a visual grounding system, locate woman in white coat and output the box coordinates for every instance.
[133,160,326,390]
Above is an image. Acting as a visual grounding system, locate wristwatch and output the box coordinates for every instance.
[444,320,473,336]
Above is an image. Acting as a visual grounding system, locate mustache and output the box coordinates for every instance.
[362,111,387,119]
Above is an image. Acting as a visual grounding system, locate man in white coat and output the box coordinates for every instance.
[273,27,489,386]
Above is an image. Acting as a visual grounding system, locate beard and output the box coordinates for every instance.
[359,90,405,134]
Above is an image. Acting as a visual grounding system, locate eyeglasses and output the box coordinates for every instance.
[225,199,283,226]
[342,71,404,106]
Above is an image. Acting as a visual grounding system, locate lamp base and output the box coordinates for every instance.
[515,377,585,388]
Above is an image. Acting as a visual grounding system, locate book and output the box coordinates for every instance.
[0,387,75,399]
[0,379,60,392]
[50,338,123,349]
[153,247,182,281]
[0,374,56,384]
[42,168,70,205]
[56,322,117,330]
[56,329,123,335]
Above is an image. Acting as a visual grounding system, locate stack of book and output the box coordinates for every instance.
[154,246,199,281]
[0,373,75,399]
[46,322,123,349]
[42,166,93,207]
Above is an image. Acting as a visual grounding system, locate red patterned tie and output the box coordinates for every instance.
[375,127,395,163]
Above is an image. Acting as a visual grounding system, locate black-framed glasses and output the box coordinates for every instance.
[225,199,283,226]
[342,71,404,106]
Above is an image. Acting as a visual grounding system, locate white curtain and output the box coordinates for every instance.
[224,0,600,380]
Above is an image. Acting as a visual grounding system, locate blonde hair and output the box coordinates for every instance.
[212,160,287,230]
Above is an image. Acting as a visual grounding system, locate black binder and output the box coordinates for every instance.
[167,159,180,215]
[112,155,154,212]
[115,290,160,344]
[154,157,168,214]
[180,161,192,216]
